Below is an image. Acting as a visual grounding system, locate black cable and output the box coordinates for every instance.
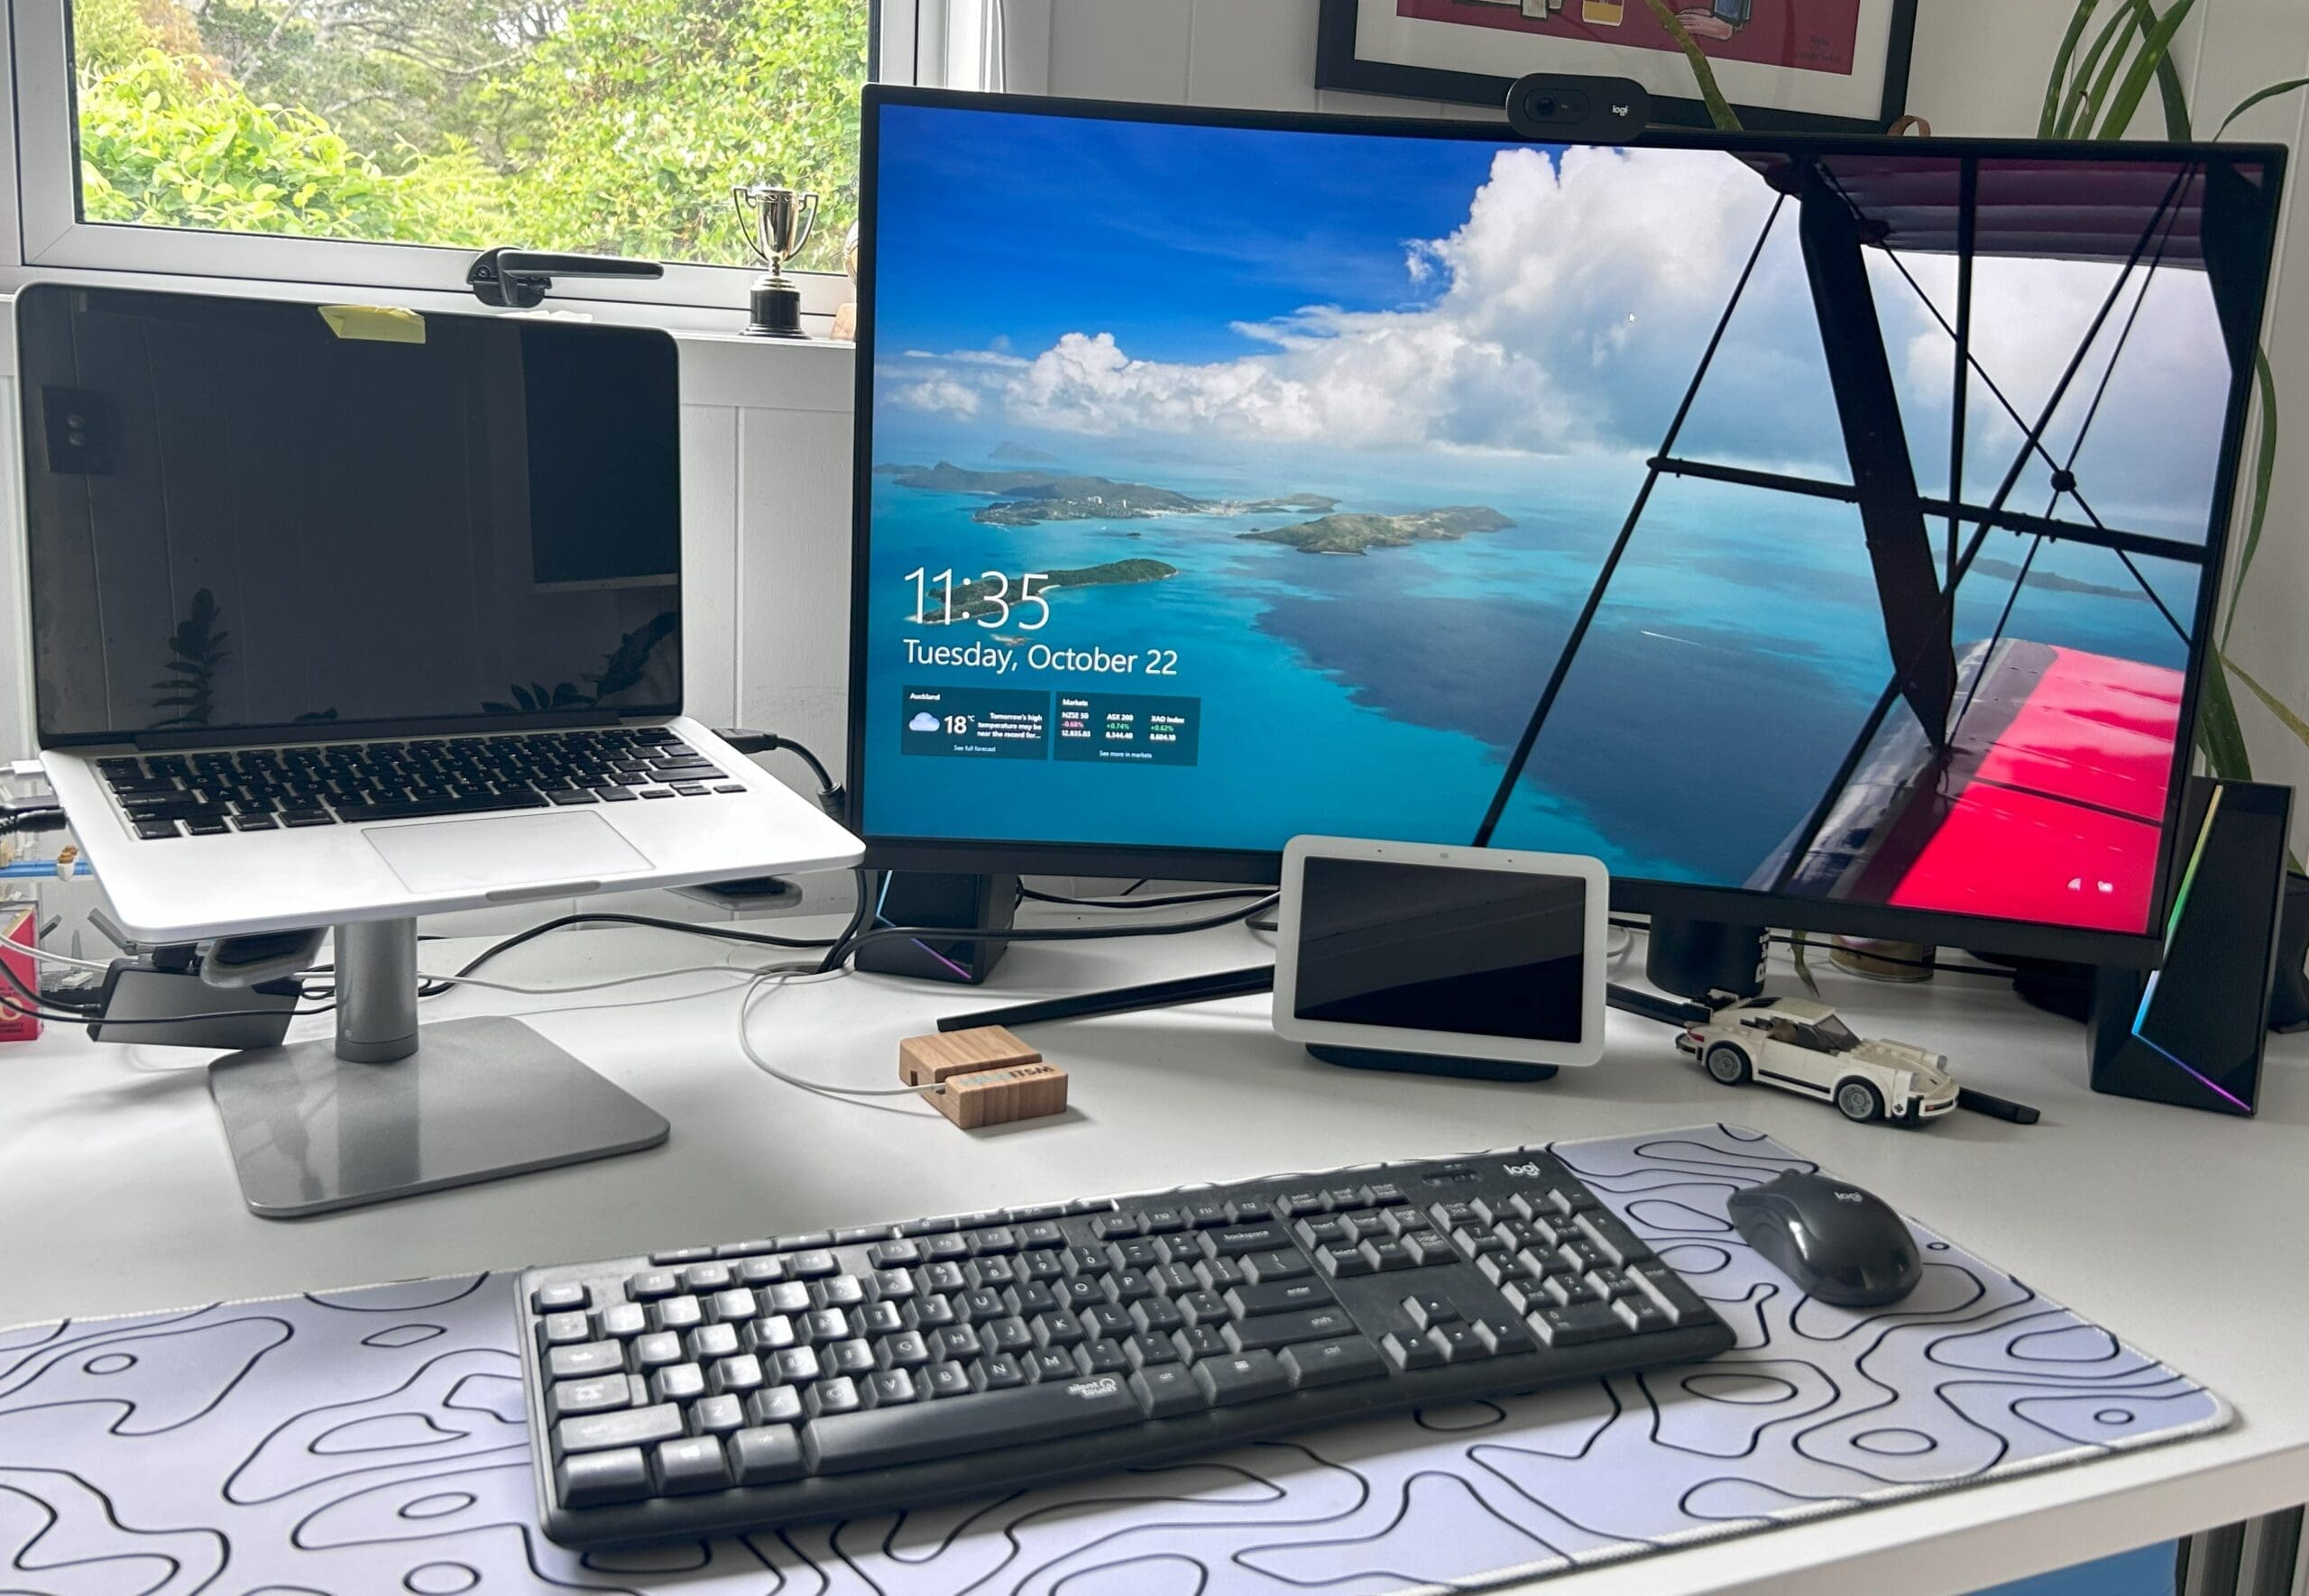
[0,806,66,835]
[827,893,1277,973]
[711,729,845,820]
[1611,915,2022,982]
[449,911,841,984]
[1018,885,1274,911]
[820,867,880,975]
[1764,933,2021,982]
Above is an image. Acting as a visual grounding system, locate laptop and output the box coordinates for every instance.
[18,284,860,941]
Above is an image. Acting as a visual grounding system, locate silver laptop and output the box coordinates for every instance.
[19,284,860,941]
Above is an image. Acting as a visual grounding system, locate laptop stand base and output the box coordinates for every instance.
[210,1014,668,1218]
[207,916,667,1218]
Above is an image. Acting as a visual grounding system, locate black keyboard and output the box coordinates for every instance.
[518,1145,1734,1546]
[96,727,741,839]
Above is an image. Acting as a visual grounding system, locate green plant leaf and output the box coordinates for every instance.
[2058,3,2140,137]
[2042,0,2104,136]
[1637,0,1743,130]
[2219,77,2309,135]
[2098,0,2197,138]
[2224,653,2309,755]
[2124,0,2194,137]
[1789,929,1819,996]
[2222,348,2278,651]
[2196,653,2255,781]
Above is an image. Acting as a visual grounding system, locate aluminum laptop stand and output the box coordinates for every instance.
[207,918,667,1218]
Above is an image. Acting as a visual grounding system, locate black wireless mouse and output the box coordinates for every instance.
[1726,1169,1921,1307]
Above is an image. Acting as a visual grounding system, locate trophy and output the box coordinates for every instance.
[732,182,819,338]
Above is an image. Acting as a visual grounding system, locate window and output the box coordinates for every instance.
[6,0,952,311]
[1810,1015,1862,1052]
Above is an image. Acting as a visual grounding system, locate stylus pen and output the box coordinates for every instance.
[1956,1087,2040,1125]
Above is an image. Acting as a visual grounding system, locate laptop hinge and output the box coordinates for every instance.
[124,709,658,751]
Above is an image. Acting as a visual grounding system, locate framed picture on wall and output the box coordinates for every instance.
[1314,0,1917,133]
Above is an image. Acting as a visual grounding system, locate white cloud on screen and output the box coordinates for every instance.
[896,378,982,417]
[999,144,1805,455]
[901,143,2234,517]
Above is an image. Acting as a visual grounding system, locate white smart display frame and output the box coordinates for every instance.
[1273,835,1611,1071]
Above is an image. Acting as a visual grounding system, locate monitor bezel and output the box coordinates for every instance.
[849,84,2287,972]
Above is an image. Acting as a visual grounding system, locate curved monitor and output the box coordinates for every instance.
[849,87,2283,965]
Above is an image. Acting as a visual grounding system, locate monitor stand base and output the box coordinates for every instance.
[1305,1044,1558,1083]
[207,919,667,1219]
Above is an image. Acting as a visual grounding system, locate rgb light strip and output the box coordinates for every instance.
[2130,786,2253,1111]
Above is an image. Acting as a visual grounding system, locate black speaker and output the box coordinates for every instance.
[852,871,1017,985]
[2087,778,2292,1116]
[1644,917,1768,1001]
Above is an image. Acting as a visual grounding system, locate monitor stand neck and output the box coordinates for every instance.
[206,916,668,1219]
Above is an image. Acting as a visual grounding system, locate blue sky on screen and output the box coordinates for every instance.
[870,102,2232,531]
[872,109,1500,366]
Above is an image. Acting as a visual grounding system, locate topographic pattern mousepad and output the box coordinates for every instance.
[0,1124,2229,1595]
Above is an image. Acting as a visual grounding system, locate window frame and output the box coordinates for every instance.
[5,0,963,317]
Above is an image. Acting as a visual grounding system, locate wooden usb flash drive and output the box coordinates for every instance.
[898,1026,1070,1129]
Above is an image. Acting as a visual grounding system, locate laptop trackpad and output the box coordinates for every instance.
[365,810,651,894]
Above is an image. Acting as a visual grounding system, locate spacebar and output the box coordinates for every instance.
[803,1378,1142,1474]
[331,793,548,822]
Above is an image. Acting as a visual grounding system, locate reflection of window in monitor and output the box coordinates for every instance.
[522,331,681,589]
[848,87,2284,968]
[22,289,685,738]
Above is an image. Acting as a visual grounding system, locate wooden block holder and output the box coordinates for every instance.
[897,1025,1070,1130]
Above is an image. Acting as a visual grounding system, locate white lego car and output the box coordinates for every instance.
[1675,995,1958,1127]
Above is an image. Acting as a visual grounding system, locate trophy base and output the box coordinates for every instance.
[746,279,808,339]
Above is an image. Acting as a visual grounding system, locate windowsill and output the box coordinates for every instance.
[0,262,861,412]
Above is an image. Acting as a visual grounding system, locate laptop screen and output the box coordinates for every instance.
[18,286,683,745]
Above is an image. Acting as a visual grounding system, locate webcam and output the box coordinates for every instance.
[1504,73,1652,141]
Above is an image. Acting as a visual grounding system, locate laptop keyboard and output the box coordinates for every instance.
[97,727,741,839]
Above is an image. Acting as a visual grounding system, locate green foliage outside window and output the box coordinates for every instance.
[71,0,865,275]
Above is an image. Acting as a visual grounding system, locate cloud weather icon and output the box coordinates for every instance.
[908,711,942,732]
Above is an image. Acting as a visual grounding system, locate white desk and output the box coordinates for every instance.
[3,905,2304,1596]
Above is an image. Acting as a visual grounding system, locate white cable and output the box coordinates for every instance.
[736,966,948,1103]
[419,962,769,998]
[0,928,120,972]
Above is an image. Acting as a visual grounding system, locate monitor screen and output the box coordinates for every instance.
[21,287,683,744]
[1292,856,1588,1044]
[852,92,2279,955]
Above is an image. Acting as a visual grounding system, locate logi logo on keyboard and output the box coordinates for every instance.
[1068,1376,1122,1399]
[1501,1161,1545,1179]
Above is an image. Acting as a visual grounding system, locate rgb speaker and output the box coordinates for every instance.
[2087,778,2292,1116]
[852,871,1017,985]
